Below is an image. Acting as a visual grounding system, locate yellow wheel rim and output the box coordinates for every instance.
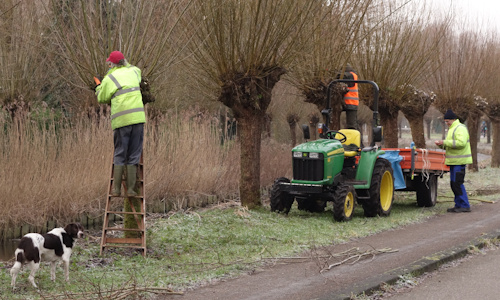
[379,170,394,211]
[344,191,354,217]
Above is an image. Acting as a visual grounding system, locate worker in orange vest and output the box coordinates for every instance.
[338,64,359,129]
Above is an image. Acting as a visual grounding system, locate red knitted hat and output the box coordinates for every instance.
[106,51,125,64]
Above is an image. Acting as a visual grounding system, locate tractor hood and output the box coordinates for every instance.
[292,139,344,156]
[291,139,345,185]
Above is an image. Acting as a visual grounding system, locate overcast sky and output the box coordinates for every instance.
[438,0,500,32]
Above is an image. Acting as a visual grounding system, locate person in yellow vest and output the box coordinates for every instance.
[339,64,359,129]
[95,51,146,197]
[434,109,472,213]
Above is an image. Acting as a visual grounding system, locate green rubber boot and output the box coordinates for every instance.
[126,165,138,197]
[112,165,124,196]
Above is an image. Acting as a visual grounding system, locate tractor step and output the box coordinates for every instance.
[344,180,367,185]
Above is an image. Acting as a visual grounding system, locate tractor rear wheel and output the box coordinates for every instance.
[270,177,294,214]
[416,174,438,207]
[362,158,394,217]
[333,184,356,222]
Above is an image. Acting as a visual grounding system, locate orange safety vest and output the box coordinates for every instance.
[343,72,359,109]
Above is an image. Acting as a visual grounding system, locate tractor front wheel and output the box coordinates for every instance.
[362,158,394,217]
[333,184,356,222]
[270,177,294,214]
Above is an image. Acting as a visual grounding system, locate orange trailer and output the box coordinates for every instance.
[381,147,448,207]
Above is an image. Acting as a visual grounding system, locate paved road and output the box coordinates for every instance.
[162,200,500,300]
[389,246,500,300]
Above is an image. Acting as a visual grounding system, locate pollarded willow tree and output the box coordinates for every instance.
[432,27,491,171]
[185,0,323,208]
[477,37,500,167]
[289,0,374,131]
[355,0,449,148]
[399,86,436,148]
[44,0,192,109]
[44,0,194,234]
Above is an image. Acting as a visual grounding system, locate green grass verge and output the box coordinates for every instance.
[0,167,497,299]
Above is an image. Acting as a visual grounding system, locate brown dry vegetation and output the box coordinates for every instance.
[0,107,291,234]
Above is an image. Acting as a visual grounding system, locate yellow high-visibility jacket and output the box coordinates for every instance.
[439,119,473,165]
[96,63,145,130]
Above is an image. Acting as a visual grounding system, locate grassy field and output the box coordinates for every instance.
[1,162,499,299]
[0,109,496,298]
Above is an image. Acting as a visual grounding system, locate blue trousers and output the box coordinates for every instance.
[449,165,470,209]
[113,123,144,165]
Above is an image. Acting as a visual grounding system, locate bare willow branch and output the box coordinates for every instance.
[355,0,451,147]
[0,1,51,105]
[320,247,398,273]
[43,0,193,92]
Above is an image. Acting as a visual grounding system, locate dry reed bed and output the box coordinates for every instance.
[0,108,291,236]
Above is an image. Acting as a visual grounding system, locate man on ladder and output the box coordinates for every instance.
[95,51,146,197]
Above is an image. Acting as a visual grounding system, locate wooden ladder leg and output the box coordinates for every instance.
[100,153,146,257]
[139,154,146,255]
[100,161,115,256]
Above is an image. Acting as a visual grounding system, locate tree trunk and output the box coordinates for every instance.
[487,119,491,144]
[491,120,500,167]
[287,113,299,146]
[406,116,426,148]
[366,123,373,146]
[263,113,272,139]
[379,110,399,148]
[219,67,285,209]
[425,119,432,139]
[237,113,263,209]
[308,113,320,140]
[467,112,481,172]
[289,123,297,146]
[441,120,446,140]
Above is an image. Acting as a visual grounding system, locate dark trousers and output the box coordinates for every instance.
[449,165,470,208]
[345,110,358,130]
[113,123,144,165]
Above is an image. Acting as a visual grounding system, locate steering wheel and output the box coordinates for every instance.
[325,130,347,143]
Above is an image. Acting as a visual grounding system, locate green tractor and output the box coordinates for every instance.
[270,80,394,221]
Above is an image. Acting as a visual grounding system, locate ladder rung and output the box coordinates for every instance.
[108,179,144,183]
[104,237,143,244]
[105,227,144,232]
[102,245,146,250]
[108,195,145,199]
[101,245,146,255]
[106,211,145,215]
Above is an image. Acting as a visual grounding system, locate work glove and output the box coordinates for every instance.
[92,76,103,92]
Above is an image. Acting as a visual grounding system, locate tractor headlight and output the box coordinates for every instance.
[293,152,302,158]
[309,152,319,159]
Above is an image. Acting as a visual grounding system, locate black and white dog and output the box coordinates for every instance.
[10,223,85,288]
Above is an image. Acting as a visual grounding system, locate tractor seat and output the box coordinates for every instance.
[335,129,361,157]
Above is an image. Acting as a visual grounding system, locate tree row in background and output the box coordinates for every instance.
[1,0,499,209]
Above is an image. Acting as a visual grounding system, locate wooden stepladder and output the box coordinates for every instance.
[100,155,146,256]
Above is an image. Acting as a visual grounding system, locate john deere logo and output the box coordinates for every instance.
[303,153,307,157]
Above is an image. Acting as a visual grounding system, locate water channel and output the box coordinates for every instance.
[1,240,18,262]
